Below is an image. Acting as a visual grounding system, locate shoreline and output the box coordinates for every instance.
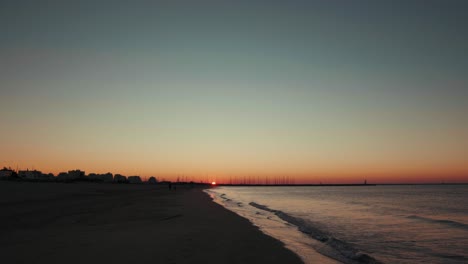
[206,188,342,264]
[0,182,302,264]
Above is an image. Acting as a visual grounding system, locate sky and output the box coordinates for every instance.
[1,0,467,183]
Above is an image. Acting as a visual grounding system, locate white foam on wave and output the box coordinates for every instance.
[205,189,341,264]
[248,202,381,264]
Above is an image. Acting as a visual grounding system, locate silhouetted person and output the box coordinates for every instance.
[168,182,172,190]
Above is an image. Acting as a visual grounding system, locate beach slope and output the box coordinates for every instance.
[0,182,302,264]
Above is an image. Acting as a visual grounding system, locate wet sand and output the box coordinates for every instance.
[0,182,302,264]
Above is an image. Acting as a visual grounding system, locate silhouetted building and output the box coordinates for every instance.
[0,168,14,179]
[89,172,113,182]
[99,173,113,182]
[57,172,69,181]
[114,174,127,183]
[148,176,158,184]
[18,170,42,180]
[88,173,98,180]
[39,173,55,181]
[68,170,85,180]
[128,176,142,184]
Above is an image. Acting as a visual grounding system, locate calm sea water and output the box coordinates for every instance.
[206,185,468,264]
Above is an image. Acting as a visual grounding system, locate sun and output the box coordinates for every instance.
[211,181,217,186]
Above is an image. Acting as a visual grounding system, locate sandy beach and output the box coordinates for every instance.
[0,182,302,264]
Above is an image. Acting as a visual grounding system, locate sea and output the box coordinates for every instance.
[205,185,468,264]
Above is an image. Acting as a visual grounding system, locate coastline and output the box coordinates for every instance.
[0,182,302,264]
[206,188,342,264]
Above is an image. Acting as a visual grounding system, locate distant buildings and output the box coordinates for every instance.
[43,173,55,180]
[128,176,142,184]
[114,174,127,183]
[18,170,42,180]
[68,170,85,180]
[0,168,14,179]
[99,173,113,182]
[89,172,113,182]
[148,176,158,184]
[56,170,85,181]
[1,167,157,184]
[88,173,98,180]
[57,172,69,181]
[16,170,54,181]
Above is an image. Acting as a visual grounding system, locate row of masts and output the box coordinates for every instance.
[225,176,296,185]
[172,175,296,185]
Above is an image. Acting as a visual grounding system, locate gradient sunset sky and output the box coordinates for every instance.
[1,0,467,183]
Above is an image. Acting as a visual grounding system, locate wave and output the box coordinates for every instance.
[431,253,467,261]
[216,193,242,206]
[406,215,468,230]
[249,202,382,264]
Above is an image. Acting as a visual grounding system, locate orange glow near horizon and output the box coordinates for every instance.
[2,127,467,184]
[2,83,468,185]
[1,159,467,184]
[2,143,467,184]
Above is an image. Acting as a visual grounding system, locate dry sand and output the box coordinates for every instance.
[0,182,302,264]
